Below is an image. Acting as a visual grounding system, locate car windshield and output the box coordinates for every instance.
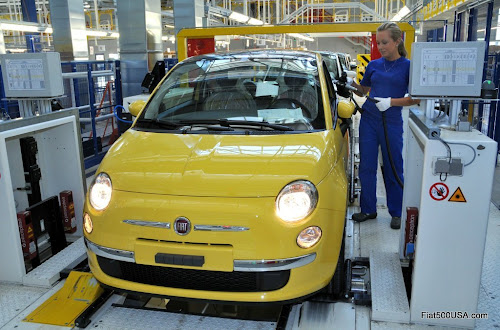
[136,54,326,133]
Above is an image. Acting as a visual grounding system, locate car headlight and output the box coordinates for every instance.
[276,180,318,222]
[89,172,112,211]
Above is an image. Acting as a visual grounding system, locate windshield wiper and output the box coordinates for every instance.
[179,119,293,131]
[135,118,180,129]
[175,119,234,131]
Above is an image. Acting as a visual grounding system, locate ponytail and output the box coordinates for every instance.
[398,41,407,58]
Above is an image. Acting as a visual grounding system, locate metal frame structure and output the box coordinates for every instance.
[176,22,416,62]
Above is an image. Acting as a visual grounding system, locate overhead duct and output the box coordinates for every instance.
[117,0,162,97]
[48,0,89,61]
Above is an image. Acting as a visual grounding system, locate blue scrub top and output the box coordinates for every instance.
[360,57,410,125]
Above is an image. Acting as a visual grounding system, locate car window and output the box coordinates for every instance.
[337,54,348,71]
[322,62,337,129]
[322,55,340,80]
[137,56,327,132]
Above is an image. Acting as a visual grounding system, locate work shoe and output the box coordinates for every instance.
[352,212,377,222]
[390,217,401,229]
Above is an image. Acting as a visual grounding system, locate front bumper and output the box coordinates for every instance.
[86,238,316,272]
[86,239,333,302]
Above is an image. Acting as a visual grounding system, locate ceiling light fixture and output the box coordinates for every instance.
[248,18,264,25]
[1,23,39,33]
[391,6,411,22]
[229,12,250,24]
[288,33,314,42]
[86,30,108,37]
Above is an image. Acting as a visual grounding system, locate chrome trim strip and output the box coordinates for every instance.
[234,253,316,272]
[194,225,249,232]
[123,219,171,229]
[85,238,135,263]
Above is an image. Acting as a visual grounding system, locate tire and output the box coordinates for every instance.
[328,230,346,299]
[347,127,356,205]
[332,233,346,298]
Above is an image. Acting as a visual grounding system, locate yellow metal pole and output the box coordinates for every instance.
[176,23,416,61]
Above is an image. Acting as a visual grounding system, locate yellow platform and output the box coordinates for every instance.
[24,271,104,327]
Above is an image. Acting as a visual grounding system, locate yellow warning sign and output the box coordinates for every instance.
[449,187,467,202]
[357,54,371,82]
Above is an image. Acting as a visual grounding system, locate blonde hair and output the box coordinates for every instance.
[377,22,407,58]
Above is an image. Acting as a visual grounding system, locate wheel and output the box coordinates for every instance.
[347,128,356,204]
[327,229,346,299]
[332,233,346,298]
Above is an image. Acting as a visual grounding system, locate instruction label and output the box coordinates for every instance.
[5,59,45,91]
[448,187,467,203]
[420,48,477,87]
[429,182,449,201]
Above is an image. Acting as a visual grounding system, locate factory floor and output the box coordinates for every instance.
[491,165,500,209]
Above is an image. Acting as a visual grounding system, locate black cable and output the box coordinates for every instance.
[382,112,404,189]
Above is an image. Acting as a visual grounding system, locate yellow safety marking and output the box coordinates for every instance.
[24,271,104,327]
[448,187,467,203]
[357,54,371,82]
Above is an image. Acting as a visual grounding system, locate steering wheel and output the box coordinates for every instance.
[269,98,313,119]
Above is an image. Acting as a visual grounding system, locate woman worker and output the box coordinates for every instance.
[349,22,420,229]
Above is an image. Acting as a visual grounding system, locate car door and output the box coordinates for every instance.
[322,61,348,170]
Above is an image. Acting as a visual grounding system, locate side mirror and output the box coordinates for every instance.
[128,100,146,117]
[345,70,356,79]
[350,61,357,70]
[338,100,355,119]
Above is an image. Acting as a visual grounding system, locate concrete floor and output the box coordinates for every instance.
[491,164,500,209]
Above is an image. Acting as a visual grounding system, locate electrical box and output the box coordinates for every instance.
[409,42,486,98]
[0,52,64,98]
[0,109,85,283]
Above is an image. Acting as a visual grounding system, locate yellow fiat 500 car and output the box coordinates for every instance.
[83,50,355,303]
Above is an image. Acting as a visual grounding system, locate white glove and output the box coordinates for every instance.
[346,77,354,86]
[374,97,391,112]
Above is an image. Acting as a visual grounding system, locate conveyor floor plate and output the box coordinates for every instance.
[23,271,103,327]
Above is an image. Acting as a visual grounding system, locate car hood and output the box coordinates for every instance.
[98,129,339,197]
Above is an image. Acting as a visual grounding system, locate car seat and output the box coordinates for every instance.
[276,72,318,119]
[203,75,257,114]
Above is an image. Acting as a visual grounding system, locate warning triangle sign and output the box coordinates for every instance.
[449,187,466,202]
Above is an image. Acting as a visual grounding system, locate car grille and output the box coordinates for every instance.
[97,256,290,292]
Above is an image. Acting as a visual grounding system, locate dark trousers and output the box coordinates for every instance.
[358,115,404,217]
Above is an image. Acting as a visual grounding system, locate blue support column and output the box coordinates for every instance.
[444,20,448,41]
[493,54,500,149]
[21,0,37,22]
[483,1,493,80]
[467,8,477,41]
[87,63,98,158]
[72,63,81,107]
[454,11,463,41]
[115,60,123,106]
[21,0,39,52]
[478,1,494,133]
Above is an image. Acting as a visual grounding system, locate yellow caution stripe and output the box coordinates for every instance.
[357,54,371,82]
[24,271,104,327]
